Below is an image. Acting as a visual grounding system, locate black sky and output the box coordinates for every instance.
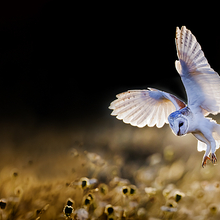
[0,2,219,124]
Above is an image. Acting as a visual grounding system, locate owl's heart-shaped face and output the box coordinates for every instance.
[168,112,189,136]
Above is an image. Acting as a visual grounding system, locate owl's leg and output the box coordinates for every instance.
[193,132,211,167]
[211,123,220,163]
[210,140,217,164]
[202,130,217,164]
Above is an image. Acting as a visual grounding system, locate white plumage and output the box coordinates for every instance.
[110,88,183,128]
[109,26,220,167]
[175,26,220,115]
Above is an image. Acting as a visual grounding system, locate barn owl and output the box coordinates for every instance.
[109,26,220,167]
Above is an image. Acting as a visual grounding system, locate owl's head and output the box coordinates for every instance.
[168,107,190,136]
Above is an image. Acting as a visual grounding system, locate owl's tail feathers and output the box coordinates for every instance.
[197,140,207,152]
[197,139,220,152]
[197,122,220,152]
[212,123,220,151]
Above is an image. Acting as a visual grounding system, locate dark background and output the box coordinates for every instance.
[0,1,219,125]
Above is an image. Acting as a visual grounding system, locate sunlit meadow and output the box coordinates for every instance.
[0,116,219,220]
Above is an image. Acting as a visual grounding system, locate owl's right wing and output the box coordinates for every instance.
[109,88,186,128]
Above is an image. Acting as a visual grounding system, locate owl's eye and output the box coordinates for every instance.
[179,122,184,127]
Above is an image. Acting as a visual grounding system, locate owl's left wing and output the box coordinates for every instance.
[109,88,186,128]
[175,26,220,115]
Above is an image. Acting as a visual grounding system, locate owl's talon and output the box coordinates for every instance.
[211,153,217,164]
[202,156,210,168]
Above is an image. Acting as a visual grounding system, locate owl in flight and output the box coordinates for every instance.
[109,26,220,167]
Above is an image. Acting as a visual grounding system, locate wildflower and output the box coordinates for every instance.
[105,204,114,216]
[73,177,98,190]
[0,199,6,209]
[83,193,94,207]
[166,200,177,209]
[175,194,182,202]
[84,196,91,206]
[81,177,90,189]
[63,205,73,217]
[174,191,185,202]
[67,198,74,207]
[129,185,136,195]
[122,186,130,196]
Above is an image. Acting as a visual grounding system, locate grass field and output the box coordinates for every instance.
[0,116,219,220]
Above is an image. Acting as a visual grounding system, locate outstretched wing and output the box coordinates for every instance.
[175,26,220,115]
[109,88,186,128]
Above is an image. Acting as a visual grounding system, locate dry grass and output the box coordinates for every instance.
[0,117,219,220]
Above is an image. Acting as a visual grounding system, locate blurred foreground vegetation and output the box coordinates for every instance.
[0,116,219,220]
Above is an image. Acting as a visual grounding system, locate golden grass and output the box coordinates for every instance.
[0,117,219,219]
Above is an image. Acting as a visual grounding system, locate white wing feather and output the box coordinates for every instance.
[197,140,207,152]
[175,26,220,115]
[109,88,186,128]
[197,140,220,152]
